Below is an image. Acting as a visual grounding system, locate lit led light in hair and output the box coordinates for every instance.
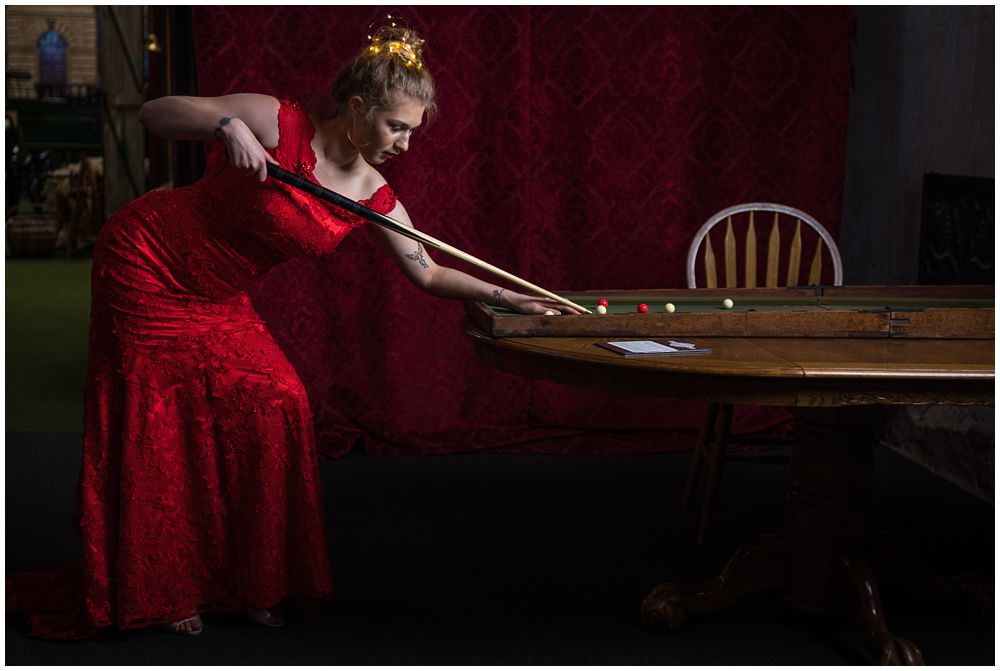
[366,14,424,70]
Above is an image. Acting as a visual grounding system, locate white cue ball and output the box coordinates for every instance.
[596,305,608,315]
[544,310,557,316]
[665,303,676,313]
[722,298,734,309]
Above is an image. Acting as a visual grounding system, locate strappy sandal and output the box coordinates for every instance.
[248,606,285,628]
[160,613,204,636]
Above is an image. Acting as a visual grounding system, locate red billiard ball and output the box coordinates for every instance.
[637,303,648,313]
[598,298,609,307]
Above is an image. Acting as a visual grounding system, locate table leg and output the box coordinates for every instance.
[643,405,937,665]
[837,554,924,664]
[784,405,882,612]
[641,534,790,630]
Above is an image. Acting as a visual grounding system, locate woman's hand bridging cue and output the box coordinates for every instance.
[503,290,582,315]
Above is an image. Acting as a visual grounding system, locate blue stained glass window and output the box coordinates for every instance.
[37,30,68,84]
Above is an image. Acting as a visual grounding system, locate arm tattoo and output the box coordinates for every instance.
[492,288,505,305]
[404,244,429,269]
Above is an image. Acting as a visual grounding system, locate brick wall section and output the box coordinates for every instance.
[5,5,99,85]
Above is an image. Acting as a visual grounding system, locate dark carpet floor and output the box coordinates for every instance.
[5,432,994,665]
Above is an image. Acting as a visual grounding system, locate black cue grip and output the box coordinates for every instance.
[265,163,411,237]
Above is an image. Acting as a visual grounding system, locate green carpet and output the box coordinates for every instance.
[5,257,92,431]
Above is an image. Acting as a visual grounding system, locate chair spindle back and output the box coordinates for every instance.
[687,203,843,289]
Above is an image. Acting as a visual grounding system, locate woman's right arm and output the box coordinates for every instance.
[138,93,280,181]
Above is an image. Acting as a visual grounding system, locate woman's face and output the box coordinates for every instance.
[354,94,426,165]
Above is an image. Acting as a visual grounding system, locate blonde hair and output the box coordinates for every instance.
[330,22,437,123]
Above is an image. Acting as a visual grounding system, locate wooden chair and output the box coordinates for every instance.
[681,203,843,545]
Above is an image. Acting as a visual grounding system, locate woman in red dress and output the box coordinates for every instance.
[12,23,575,639]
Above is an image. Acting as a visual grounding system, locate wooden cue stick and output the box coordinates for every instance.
[266,164,592,314]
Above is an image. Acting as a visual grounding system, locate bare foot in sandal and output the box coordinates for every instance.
[160,613,204,636]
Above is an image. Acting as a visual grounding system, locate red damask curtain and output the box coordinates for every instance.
[192,6,854,458]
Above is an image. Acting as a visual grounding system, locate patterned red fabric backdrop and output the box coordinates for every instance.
[192,6,854,458]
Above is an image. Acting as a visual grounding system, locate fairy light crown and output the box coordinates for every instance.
[367,15,425,70]
[329,15,436,123]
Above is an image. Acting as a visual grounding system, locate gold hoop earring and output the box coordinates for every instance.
[346,120,370,151]
[346,129,360,151]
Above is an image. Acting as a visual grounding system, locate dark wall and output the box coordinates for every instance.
[839,6,994,284]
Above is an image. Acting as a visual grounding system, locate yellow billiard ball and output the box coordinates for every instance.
[722,298,734,309]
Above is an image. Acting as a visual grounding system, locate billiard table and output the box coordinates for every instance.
[465,285,993,339]
[461,285,994,664]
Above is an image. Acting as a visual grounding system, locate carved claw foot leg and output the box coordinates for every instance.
[641,586,688,631]
[641,535,790,631]
[837,555,925,665]
[877,638,925,666]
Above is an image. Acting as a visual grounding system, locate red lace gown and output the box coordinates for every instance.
[9,100,396,639]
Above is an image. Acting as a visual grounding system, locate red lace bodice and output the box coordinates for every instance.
[97,99,396,302]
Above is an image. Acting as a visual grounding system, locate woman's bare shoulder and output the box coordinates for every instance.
[362,164,389,196]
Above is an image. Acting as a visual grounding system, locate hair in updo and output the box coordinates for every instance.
[330,21,437,123]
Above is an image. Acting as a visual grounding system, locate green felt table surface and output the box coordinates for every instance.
[486,293,993,316]
[469,287,994,339]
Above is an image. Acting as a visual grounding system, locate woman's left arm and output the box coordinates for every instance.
[369,200,579,315]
